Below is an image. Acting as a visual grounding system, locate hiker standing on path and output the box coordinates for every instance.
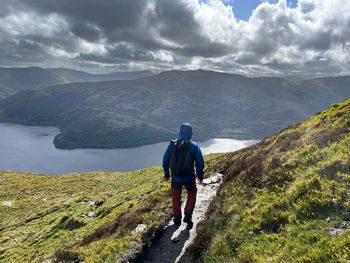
[162,123,204,228]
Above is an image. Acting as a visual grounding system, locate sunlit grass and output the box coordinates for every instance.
[0,150,223,263]
[0,166,173,262]
[187,99,350,262]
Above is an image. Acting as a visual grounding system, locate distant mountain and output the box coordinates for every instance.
[0,67,63,99]
[46,68,153,82]
[0,67,153,99]
[0,70,349,149]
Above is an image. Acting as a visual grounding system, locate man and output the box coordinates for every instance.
[162,123,204,228]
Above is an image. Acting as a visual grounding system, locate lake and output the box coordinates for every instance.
[0,123,259,175]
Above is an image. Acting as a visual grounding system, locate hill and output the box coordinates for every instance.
[0,152,222,263]
[0,67,153,99]
[0,99,350,262]
[47,68,153,82]
[186,98,350,262]
[1,99,349,262]
[0,167,172,262]
[0,70,349,149]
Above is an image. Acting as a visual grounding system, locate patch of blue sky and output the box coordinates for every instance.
[199,0,298,21]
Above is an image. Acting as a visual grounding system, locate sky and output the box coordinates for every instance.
[202,0,298,21]
[0,0,349,78]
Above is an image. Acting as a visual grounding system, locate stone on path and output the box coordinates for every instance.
[132,224,148,235]
[2,201,12,207]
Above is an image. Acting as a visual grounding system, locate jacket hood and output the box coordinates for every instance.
[179,123,192,141]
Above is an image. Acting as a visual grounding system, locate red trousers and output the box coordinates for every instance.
[171,180,197,218]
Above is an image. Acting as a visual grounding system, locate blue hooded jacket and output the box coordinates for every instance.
[162,123,204,182]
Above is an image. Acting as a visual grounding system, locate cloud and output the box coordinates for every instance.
[0,0,349,77]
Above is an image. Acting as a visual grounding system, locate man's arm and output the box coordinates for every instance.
[194,144,204,183]
[162,144,172,180]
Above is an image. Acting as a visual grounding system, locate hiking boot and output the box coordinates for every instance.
[173,216,181,226]
[183,216,193,229]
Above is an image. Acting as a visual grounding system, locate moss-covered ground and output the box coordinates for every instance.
[187,99,350,262]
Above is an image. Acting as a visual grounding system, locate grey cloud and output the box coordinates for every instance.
[149,0,204,46]
[300,30,332,51]
[12,0,229,60]
[78,44,156,64]
[146,0,233,58]
[21,0,155,46]
[77,53,124,64]
[175,42,231,58]
[246,6,298,58]
[25,33,80,53]
[0,3,11,16]
[0,0,23,16]
[247,38,275,57]
[16,40,45,56]
[303,59,340,73]
[22,0,148,31]
[0,39,48,66]
[70,20,102,42]
[234,53,261,65]
[0,0,349,78]
[264,60,296,70]
[299,1,316,13]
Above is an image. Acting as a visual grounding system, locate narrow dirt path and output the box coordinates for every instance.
[133,173,223,263]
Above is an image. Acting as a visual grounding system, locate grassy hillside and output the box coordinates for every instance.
[1,70,350,149]
[1,99,349,262]
[0,168,172,262]
[186,99,350,262]
[0,153,221,263]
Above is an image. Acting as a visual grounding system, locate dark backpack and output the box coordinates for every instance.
[170,139,193,177]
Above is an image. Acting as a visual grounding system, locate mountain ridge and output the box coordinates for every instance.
[0,66,154,99]
[0,70,349,149]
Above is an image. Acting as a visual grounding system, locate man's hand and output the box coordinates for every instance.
[163,176,170,182]
[198,179,203,185]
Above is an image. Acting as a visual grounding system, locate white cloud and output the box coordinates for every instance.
[0,12,69,38]
[150,50,174,62]
[78,40,107,56]
[0,0,349,77]
[194,0,237,45]
[198,0,350,76]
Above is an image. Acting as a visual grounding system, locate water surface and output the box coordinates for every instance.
[0,123,259,175]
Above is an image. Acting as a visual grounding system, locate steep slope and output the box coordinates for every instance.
[0,70,349,149]
[0,67,153,99]
[186,99,350,262]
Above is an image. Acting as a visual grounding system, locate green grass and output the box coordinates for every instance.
[0,151,221,263]
[2,98,350,262]
[0,167,173,262]
[187,98,350,263]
